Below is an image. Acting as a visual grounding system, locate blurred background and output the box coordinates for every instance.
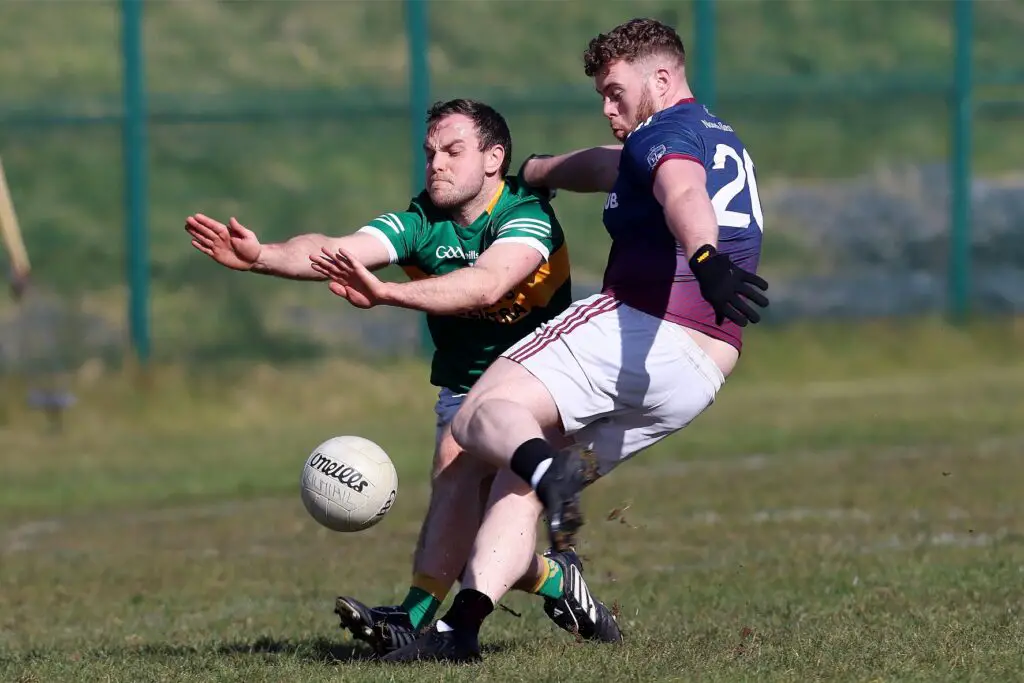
[2,3,1024,680]
[1,0,1021,374]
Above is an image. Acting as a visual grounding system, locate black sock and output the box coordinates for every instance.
[438,589,494,632]
[510,438,556,491]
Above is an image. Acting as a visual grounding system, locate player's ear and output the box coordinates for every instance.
[484,145,505,176]
[653,66,672,98]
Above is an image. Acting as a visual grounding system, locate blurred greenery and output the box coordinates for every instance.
[0,0,1022,364]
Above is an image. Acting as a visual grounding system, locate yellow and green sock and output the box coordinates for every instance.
[528,557,565,600]
[401,575,448,629]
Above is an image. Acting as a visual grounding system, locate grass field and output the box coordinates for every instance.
[3,319,1024,681]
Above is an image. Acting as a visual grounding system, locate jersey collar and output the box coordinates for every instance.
[485,181,505,214]
[627,98,700,138]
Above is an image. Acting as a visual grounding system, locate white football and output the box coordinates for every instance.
[299,435,398,532]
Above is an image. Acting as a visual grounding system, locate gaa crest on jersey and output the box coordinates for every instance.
[646,144,667,170]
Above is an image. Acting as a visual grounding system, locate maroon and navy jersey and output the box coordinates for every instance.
[601,98,764,350]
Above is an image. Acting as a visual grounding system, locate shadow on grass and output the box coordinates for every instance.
[2,635,519,669]
[213,635,371,663]
[1,637,369,666]
[212,635,517,662]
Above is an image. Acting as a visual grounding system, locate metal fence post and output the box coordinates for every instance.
[405,0,433,355]
[694,0,717,111]
[121,0,150,364]
[949,0,973,323]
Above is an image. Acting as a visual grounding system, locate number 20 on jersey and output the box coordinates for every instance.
[711,143,764,232]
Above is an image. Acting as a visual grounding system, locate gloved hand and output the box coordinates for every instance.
[517,154,556,201]
[688,244,769,326]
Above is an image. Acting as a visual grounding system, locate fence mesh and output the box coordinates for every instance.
[1,0,1022,375]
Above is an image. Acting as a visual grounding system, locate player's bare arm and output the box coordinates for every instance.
[255,231,391,279]
[313,242,543,315]
[653,158,769,326]
[522,146,622,194]
[651,158,719,257]
[185,213,391,280]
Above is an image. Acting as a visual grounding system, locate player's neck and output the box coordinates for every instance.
[451,179,503,226]
[659,85,695,112]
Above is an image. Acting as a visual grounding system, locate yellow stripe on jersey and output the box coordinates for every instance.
[473,242,570,319]
[485,181,506,214]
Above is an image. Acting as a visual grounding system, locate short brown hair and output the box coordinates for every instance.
[426,99,513,176]
[583,18,686,77]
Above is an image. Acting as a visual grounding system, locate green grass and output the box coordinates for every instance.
[2,319,1024,681]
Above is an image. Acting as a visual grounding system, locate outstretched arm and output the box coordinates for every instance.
[186,213,392,280]
[312,242,544,315]
[521,146,622,194]
[254,232,391,279]
[381,242,543,314]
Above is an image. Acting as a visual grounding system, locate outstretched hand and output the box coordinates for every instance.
[185,214,262,271]
[309,246,388,309]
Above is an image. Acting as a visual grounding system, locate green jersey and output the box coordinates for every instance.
[358,178,572,393]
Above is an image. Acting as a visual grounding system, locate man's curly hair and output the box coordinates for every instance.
[583,18,686,77]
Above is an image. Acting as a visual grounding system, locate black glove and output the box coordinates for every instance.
[688,244,769,327]
[517,154,556,201]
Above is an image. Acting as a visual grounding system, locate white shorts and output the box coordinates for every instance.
[502,293,725,479]
[434,387,466,446]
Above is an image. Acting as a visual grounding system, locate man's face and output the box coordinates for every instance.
[594,59,658,142]
[423,114,496,209]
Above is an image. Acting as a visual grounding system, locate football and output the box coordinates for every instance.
[299,435,398,532]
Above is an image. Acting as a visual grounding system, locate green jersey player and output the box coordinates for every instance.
[185,99,620,655]
[342,176,572,395]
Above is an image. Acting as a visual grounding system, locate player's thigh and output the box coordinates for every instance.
[433,388,467,475]
[465,292,639,431]
[435,388,505,485]
[569,414,679,482]
[434,388,465,445]
[555,297,724,428]
[570,361,723,480]
[457,356,563,434]
[500,294,625,437]
[433,423,463,476]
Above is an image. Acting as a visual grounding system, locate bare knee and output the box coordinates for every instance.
[452,357,562,454]
[453,400,572,471]
[450,397,487,454]
[433,427,494,484]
